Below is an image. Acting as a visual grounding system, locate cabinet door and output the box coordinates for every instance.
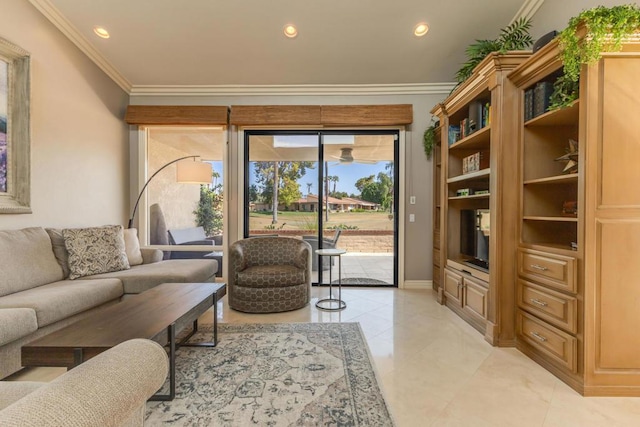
[444,269,463,306]
[463,276,489,321]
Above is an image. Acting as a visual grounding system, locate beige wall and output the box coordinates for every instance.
[530,0,631,39]
[130,93,447,281]
[0,0,129,230]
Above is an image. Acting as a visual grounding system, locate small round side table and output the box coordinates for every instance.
[315,248,347,311]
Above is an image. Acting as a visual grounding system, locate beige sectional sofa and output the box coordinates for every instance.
[0,338,168,427]
[0,226,218,379]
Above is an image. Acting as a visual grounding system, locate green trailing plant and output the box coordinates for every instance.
[423,120,438,159]
[455,17,533,84]
[551,4,640,109]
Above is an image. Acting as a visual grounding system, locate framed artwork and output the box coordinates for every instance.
[0,37,30,213]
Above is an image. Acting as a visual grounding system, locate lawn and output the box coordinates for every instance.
[249,210,394,231]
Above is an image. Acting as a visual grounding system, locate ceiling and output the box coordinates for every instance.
[33,0,535,92]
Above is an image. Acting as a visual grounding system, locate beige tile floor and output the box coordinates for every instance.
[10,287,640,426]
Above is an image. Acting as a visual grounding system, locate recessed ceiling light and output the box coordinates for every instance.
[93,26,110,39]
[414,22,429,37]
[283,24,298,38]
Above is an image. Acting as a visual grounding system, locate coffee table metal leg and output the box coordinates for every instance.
[72,348,83,367]
[150,322,176,401]
[179,297,219,348]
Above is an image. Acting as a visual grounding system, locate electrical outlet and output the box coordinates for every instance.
[410,196,416,205]
[409,214,415,222]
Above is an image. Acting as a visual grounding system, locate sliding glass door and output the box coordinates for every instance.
[245,130,398,287]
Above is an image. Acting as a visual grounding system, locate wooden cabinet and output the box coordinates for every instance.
[432,126,443,300]
[509,36,640,396]
[444,266,489,331]
[431,52,529,345]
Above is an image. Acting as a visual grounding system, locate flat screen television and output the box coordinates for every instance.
[460,209,490,272]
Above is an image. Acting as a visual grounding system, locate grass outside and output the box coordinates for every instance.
[249,210,394,231]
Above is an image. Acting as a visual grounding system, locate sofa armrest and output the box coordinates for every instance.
[0,339,168,427]
[141,248,163,264]
[295,241,312,270]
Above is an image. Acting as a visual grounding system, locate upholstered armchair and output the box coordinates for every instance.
[229,237,312,313]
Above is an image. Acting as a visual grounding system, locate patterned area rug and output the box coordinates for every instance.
[146,322,394,426]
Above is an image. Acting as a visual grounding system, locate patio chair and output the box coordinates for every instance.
[302,229,342,271]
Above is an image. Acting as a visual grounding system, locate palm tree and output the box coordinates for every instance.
[331,175,339,194]
[306,182,312,195]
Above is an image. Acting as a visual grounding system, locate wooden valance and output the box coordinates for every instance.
[125,105,229,125]
[229,105,321,126]
[229,104,413,126]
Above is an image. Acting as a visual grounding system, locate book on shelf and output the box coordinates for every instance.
[524,88,534,121]
[533,81,554,117]
[481,102,491,127]
[468,101,483,133]
[448,125,460,145]
[462,151,490,174]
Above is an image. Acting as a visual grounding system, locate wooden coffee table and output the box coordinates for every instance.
[21,282,226,401]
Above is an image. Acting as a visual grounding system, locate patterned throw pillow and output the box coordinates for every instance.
[63,225,130,280]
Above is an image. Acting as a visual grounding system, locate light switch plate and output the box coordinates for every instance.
[409,214,415,222]
[410,196,416,204]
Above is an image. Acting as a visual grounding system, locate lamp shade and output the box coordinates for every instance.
[176,160,212,184]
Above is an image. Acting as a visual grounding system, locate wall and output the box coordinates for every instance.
[130,93,447,281]
[530,0,632,39]
[0,0,129,230]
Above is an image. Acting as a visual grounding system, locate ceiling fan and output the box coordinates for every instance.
[330,147,377,165]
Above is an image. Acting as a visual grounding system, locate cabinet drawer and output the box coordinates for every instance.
[433,248,441,267]
[444,269,462,306]
[518,248,577,293]
[517,310,577,373]
[463,276,488,321]
[518,280,577,334]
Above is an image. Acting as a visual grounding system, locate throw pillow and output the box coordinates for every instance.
[123,228,143,266]
[63,225,130,280]
[45,228,71,278]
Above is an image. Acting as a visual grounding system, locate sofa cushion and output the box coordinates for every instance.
[63,225,130,280]
[0,279,123,327]
[123,228,143,266]
[0,308,38,346]
[0,228,64,297]
[237,264,305,288]
[84,259,217,294]
[45,228,71,278]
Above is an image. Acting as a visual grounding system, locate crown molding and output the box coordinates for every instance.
[129,83,456,97]
[511,0,545,24]
[29,0,132,93]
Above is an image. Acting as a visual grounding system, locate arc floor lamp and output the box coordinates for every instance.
[127,155,212,229]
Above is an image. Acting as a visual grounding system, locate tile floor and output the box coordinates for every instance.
[10,287,640,426]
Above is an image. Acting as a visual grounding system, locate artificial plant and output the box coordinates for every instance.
[550,4,640,109]
[423,120,438,159]
[454,17,533,84]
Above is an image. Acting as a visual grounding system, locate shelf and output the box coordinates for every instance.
[447,168,490,184]
[523,216,578,222]
[520,242,578,255]
[524,173,578,185]
[449,126,491,151]
[525,101,579,127]
[448,193,491,200]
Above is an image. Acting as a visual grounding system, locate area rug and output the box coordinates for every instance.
[145,322,394,426]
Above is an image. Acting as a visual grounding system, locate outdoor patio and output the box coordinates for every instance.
[311,252,394,286]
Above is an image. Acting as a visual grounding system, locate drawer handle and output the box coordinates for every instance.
[530,298,548,307]
[531,331,547,342]
[530,264,549,271]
